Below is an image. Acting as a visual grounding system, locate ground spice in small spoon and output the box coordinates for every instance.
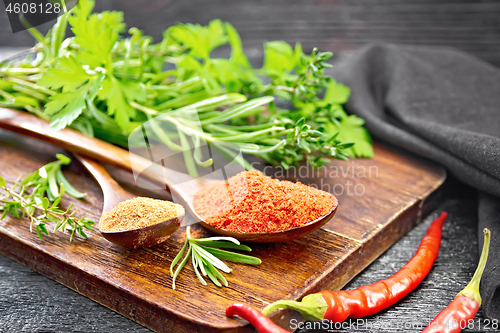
[194,170,336,233]
[99,197,184,232]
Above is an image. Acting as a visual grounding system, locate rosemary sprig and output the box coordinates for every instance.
[0,155,94,241]
[170,226,261,289]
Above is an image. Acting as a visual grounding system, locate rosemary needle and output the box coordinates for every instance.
[170,226,261,290]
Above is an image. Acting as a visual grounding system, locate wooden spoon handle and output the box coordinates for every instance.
[72,153,136,214]
[72,153,134,197]
[0,107,167,186]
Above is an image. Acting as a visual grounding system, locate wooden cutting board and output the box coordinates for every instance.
[0,129,445,332]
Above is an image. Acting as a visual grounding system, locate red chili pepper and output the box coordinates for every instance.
[421,228,490,333]
[261,212,448,322]
[226,303,289,333]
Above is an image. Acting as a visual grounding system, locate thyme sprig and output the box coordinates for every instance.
[170,226,261,289]
[0,155,94,241]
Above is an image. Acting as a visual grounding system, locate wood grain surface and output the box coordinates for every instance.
[0,127,445,332]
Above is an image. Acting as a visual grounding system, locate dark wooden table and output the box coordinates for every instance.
[1,1,500,332]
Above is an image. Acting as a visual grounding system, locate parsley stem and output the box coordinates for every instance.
[129,101,158,115]
[12,85,46,101]
[0,68,45,75]
[6,77,55,96]
[0,89,15,100]
[0,46,39,65]
[112,59,141,69]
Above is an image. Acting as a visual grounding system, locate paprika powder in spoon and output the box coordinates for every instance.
[194,170,335,233]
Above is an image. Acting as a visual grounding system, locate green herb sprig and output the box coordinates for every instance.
[0,154,94,241]
[21,153,88,201]
[0,0,373,177]
[170,226,261,289]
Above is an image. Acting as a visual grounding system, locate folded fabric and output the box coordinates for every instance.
[331,43,500,320]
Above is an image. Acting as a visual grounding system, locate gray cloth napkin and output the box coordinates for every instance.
[331,43,500,320]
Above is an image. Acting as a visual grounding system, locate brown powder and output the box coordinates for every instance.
[99,197,184,232]
[194,170,336,233]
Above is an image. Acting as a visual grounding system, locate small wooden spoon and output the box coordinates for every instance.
[73,154,182,249]
[0,108,338,242]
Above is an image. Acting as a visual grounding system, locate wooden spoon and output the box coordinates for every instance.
[0,108,338,242]
[0,107,212,219]
[73,154,182,249]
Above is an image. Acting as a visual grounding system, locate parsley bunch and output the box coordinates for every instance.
[0,0,373,176]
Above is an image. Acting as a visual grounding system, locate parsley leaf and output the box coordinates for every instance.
[73,0,94,19]
[225,22,251,68]
[68,9,118,68]
[98,11,126,33]
[323,80,350,104]
[169,19,228,60]
[45,81,92,130]
[327,115,374,158]
[263,41,302,75]
[37,56,92,92]
[98,77,145,131]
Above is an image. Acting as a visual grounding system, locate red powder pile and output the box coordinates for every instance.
[193,170,336,233]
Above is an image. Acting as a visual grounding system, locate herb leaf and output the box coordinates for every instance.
[38,56,93,92]
[0,156,93,241]
[68,8,119,67]
[170,226,261,289]
[98,77,145,131]
[198,245,262,264]
[169,19,227,60]
[44,81,92,130]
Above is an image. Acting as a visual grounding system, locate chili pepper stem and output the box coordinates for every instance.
[261,293,328,321]
[457,228,490,305]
